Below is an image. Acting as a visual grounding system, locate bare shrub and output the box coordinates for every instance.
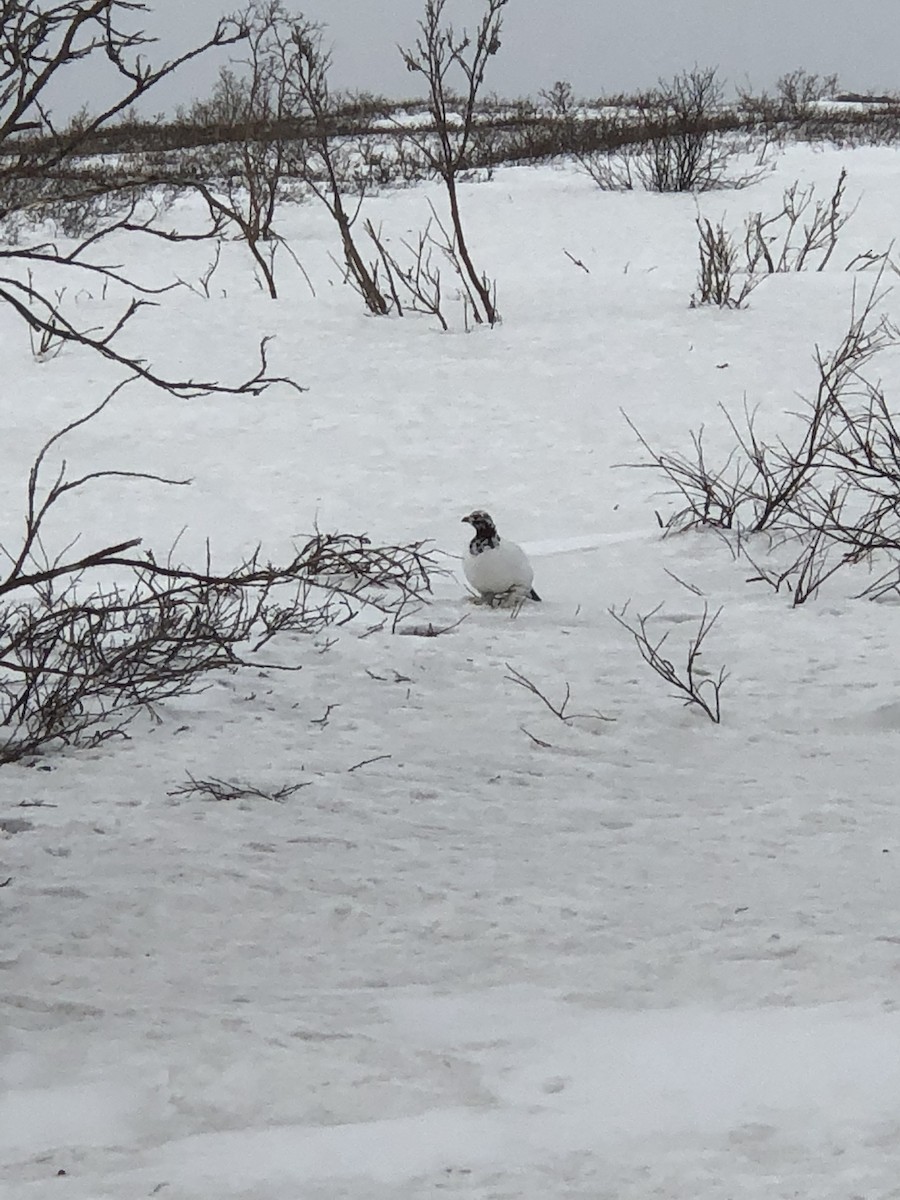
[580,150,638,191]
[812,100,900,150]
[629,276,897,537]
[742,514,857,606]
[635,68,732,192]
[1,246,300,394]
[609,603,727,723]
[541,80,576,121]
[267,17,392,314]
[0,388,438,765]
[734,83,789,146]
[167,774,310,802]
[400,0,506,325]
[364,219,448,330]
[735,72,840,147]
[1,159,147,244]
[464,95,551,168]
[425,199,498,330]
[631,68,768,193]
[189,62,285,243]
[535,83,641,189]
[692,216,760,308]
[0,1,257,381]
[621,406,769,532]
[776,69,840,121]
[1,529,436,765]
[562,70,763,194]
[629,274,900,602]
[177,2,306,299]
[735,75,900,151]
[806,339,900,590]
[691,171,856,310]
[161,3,388,303]
[532,82,633,183]
[744,169,854,274]
[348,131,431,188]
[570,120,642,191]
[384,130,435,184]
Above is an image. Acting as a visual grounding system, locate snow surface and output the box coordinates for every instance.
[4,144,900,1198]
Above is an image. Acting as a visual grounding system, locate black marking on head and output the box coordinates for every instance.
[462,510,499,553]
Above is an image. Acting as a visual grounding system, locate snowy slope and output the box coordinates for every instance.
[4,144,900,1199]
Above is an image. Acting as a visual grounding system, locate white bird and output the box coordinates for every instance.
[461,510,541,604]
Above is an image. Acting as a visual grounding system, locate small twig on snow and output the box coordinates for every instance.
[505,663,614,725]
[563,249,590,273]
[167,773,310,802]
[609,601,727,723]
[346,754,392,773]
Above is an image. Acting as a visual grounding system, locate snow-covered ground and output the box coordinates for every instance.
[4,142,900,1199]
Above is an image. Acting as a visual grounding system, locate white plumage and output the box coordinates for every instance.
[461,510,541,604]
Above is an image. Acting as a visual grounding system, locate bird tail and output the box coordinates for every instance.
[529,588,542,602]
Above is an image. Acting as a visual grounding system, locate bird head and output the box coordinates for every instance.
[462,509,497,536]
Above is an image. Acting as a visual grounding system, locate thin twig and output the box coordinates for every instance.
[346,754,392,772]
[609,602,727,723]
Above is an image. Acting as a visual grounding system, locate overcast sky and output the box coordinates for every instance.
[106,1,900,112]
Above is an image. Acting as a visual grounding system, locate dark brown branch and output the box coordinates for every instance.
[346,754,392,772]
[609,603,727,723]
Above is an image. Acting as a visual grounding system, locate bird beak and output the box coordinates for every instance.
[461,515,472,525]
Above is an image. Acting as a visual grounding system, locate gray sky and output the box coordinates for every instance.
[106,1,900,113]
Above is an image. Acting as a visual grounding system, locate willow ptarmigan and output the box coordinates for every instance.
[461,510,541,604]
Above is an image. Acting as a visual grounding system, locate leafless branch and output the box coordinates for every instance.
[0,2,260,379]
[692,215,760,308]
[398,0,505,325]
[0,390,440,764]
[364,217,449,330]
[346,754,392,772]
[609,602,727,723]
[664,569,705,596]
[519,724,552,748]
[167,773,311,802]
[310,703,338,726]
[397,614,468,636]
[745,169,855,274]
[504,663,613,725]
